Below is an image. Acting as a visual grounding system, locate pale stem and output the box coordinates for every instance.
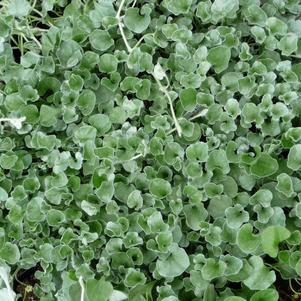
[79,276,85,301]
[116,0,132,53]
[189,108,208,121]
[118,22,132,53]
[116,0,126,18]
[116,0,181,137]
[167,109,208,135]
[132,33,153,52]
[128,153,143,161]
[154,77,182,137]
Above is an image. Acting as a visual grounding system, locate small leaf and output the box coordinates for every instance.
[250,289,279,301]
[0,188,8,202]
[207,46,231,73]
[8,0,31,17]
[180,88,197,112]
[261,226,290,258]
[201,258,227,281]
[243,256,276,290]
[89,30,114,51]
[237,224,260,254]
[288,144,301,171]
[250,153,279,178]
[156,245,190,277]
[165,0,193,15]
[77,90,96,116]
[0,243,20,264]
[99,54,118,73]
[124,7,151,34]
[278,33,298,56]
[149,178,172,199]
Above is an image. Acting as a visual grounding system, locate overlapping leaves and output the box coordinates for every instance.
[0,0,300,300]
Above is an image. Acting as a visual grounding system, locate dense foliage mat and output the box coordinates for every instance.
[1,0,301,300]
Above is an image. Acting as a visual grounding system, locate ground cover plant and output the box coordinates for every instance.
[1,0,301,300]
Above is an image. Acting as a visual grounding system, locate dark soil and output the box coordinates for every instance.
[13,266,41,301]
[276,275,301,301]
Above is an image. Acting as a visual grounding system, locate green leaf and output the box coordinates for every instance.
[0,153,18,170]
[183,204,208,231]
[95,181,114,203]
[77,90,96,116]
[237,224,261,254]
[250,289,279,301]
[88,0,116,28]
[124,7,151,34]
[207,46,231,73]
[70,278,114,301]
[261,226,290,258]
[225,205,249,229]
[99,54,118,73]
[244,5,267,26]
[56,40,82,68]
[73,125,97,145]
[156,245,190,277]
[149,178,172,199]
[165,0,193,15]
[89,30,114,51]
[250,153,279,177]
[276,173,294,197]
[0,242,20,264]
[211,0,239,20]
[180,88,197,112]
[278,33,298,56]
[288,144,301,170]
[243,256,276,290]
[124,268,146,288]
[46,209,65,226]
[0,187,8,202]
[39,104,58,127]
[266,17,288,36]
[88,114,111,135]
[186,142,208,162]
[201,258,227,281]
[207,149,230,174]
[7,0,31,17]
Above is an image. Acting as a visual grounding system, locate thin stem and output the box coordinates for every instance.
[25,22,42,49]
[10,36,19,47]
[154,77,182,137]
[167,109,208,135]
[31,0,37,10]
[118,22,132,53]
[32,8,44,18]
[79,276,85,301]
[131,33,153,52]
[14,269,27,287]
[131,0,137,7]
[31,34,42,49]
[18,34,24,56]
[116,0,132,52]
[128,153,143,161]
[289,278,301,295]
[32,28,49,32]
[189,108,208,121]
[22,291,27,301]
[115,0,181,137]
[116,0,126,18]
